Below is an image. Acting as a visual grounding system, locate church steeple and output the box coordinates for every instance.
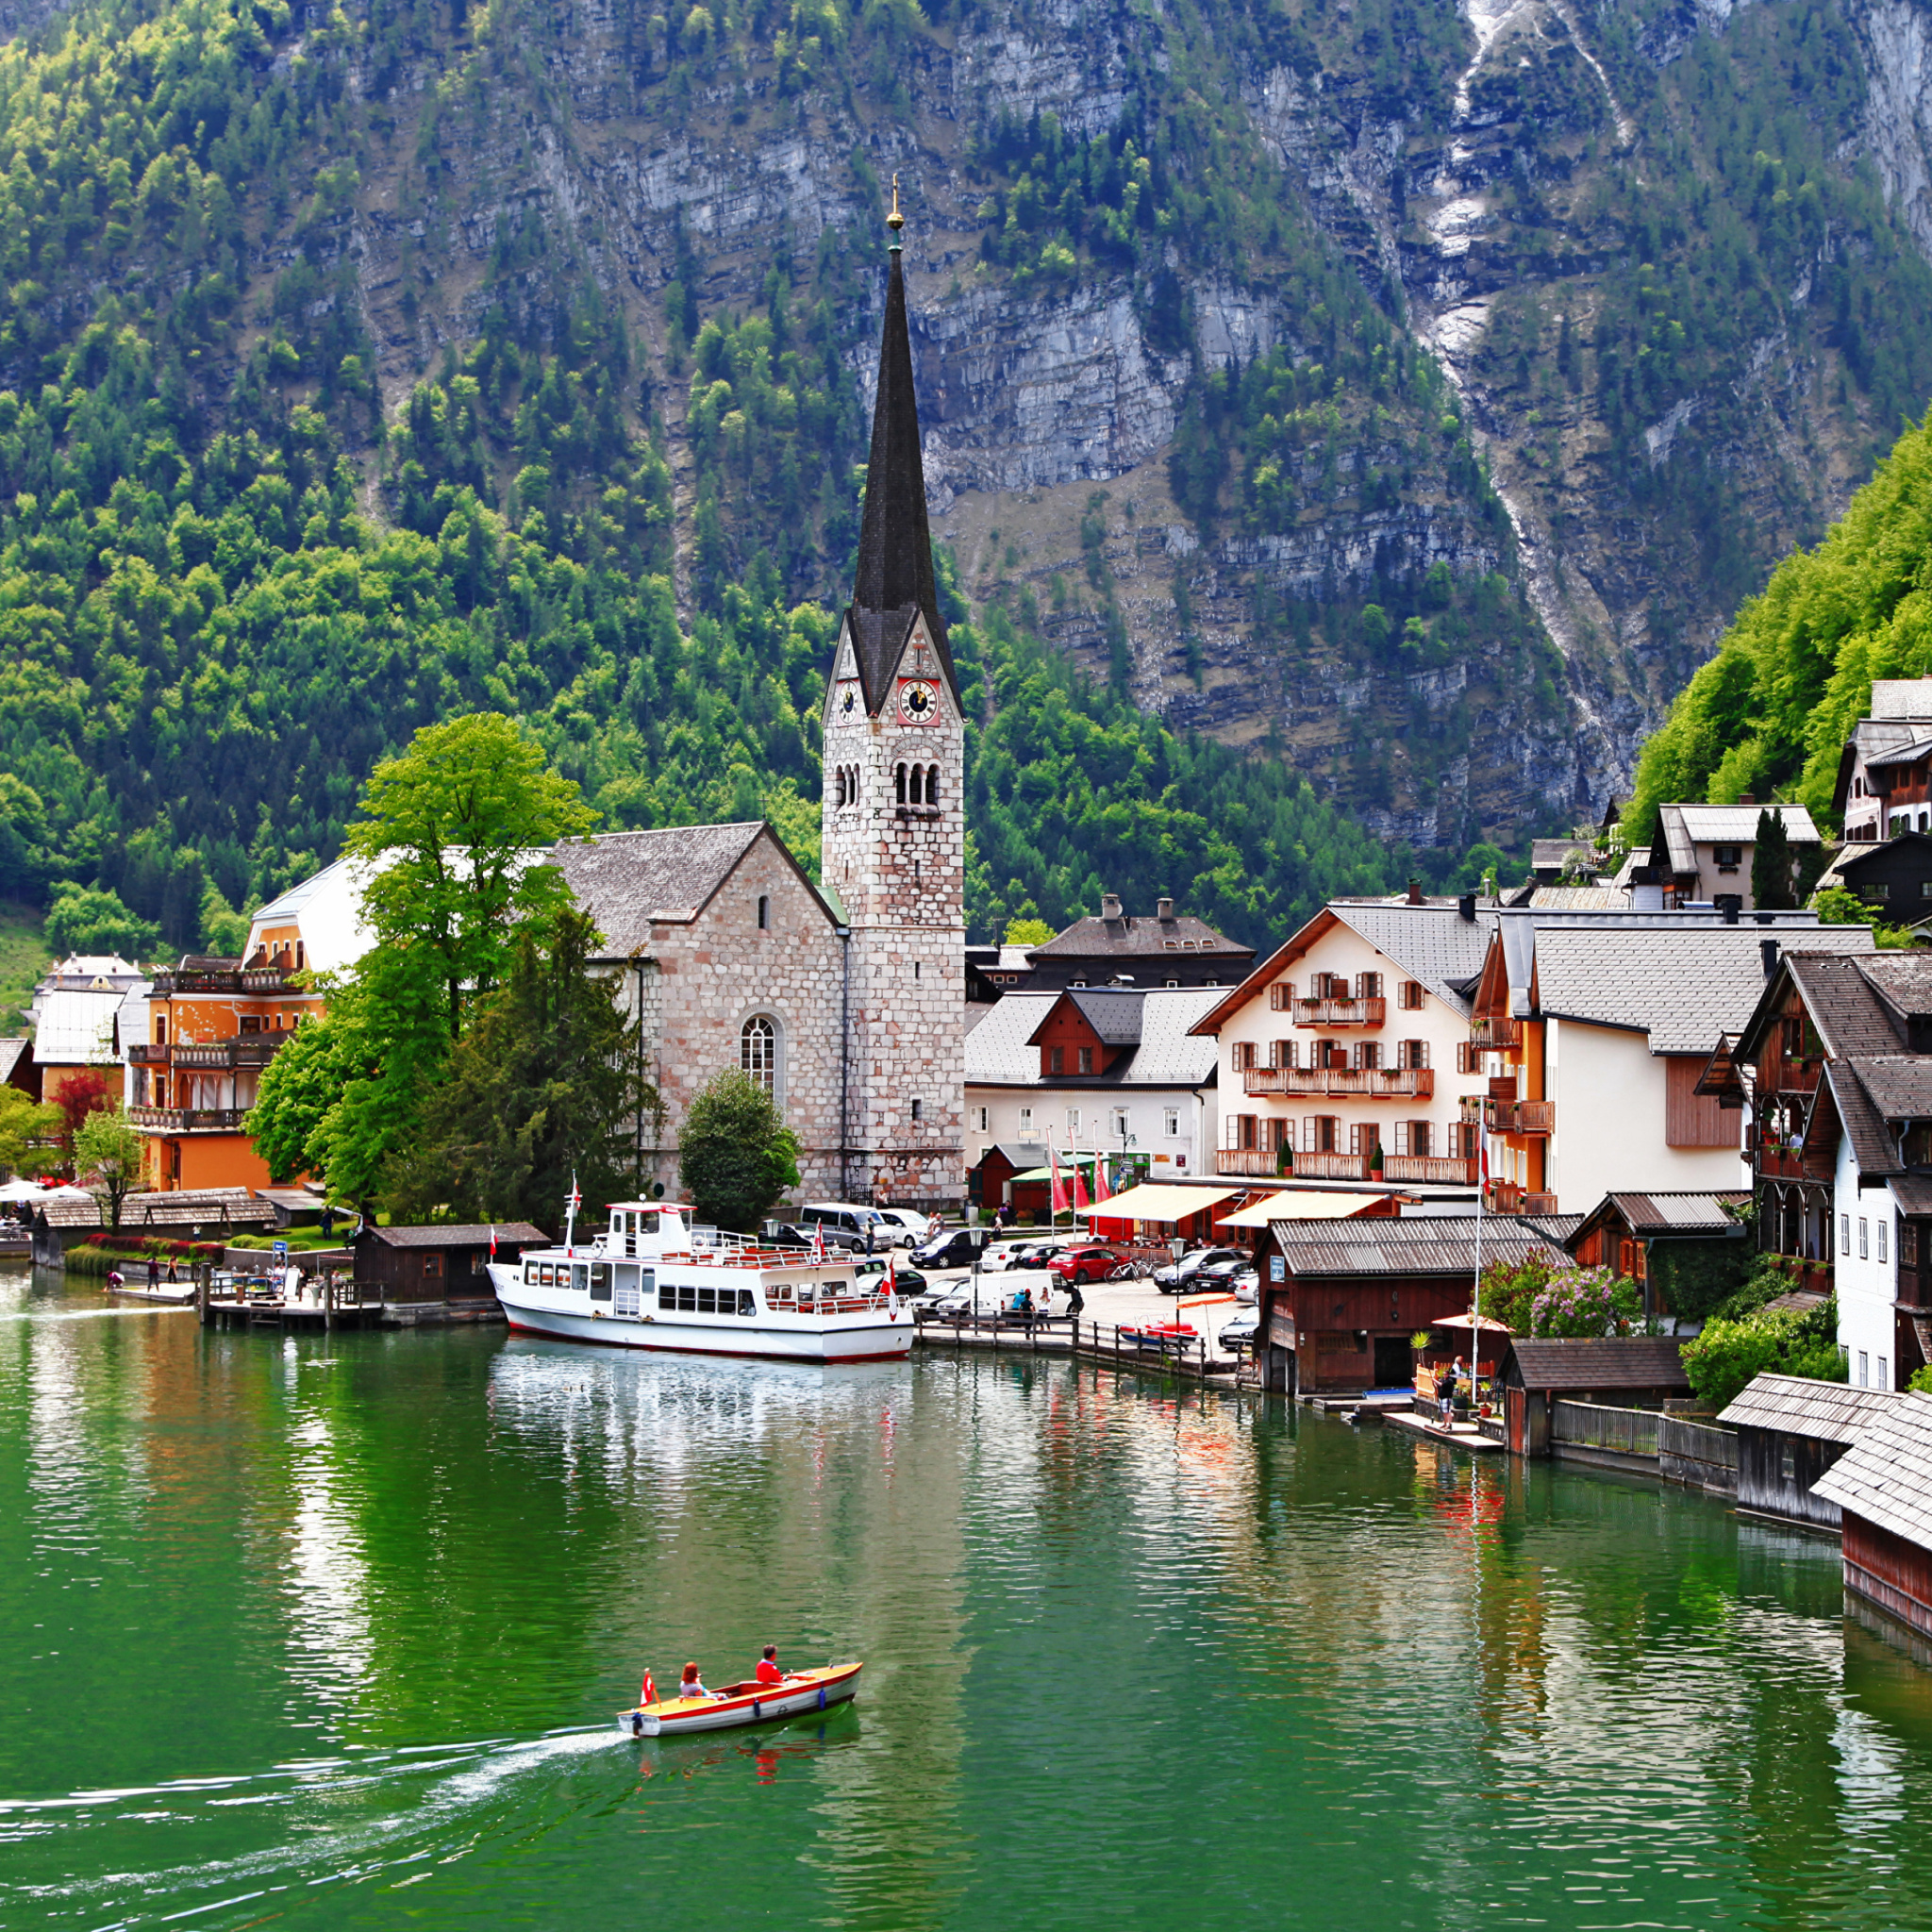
[846,177,957,714]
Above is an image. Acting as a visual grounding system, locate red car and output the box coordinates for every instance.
[1049,1244,1134,1284]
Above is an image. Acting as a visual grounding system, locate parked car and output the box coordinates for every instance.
[1151,1246,1244,1293]
[1218,1312,1260,1351]
[1232,1270,1259,1307]
[981,1238,1062,1273]
[910,1225,992,1271]
[1049,1244,1136,1285]
[855,1257,930,1297]
[799,1202,891,1249]
[873,1208,931,1247]
[1189,1255,1251,1291]
[928,1279,1055,1320]
[764,1221,867,1254]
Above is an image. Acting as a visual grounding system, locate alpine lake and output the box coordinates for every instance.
[6,1263,1932,1932]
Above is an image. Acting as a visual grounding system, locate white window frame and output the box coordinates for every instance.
[741,1013,780,1100]
[1018,1106,1034,1136]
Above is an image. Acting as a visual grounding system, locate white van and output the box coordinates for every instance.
[873,1208,931,1247]
[800,1203,889,1248]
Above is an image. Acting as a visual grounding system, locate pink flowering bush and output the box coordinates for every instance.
[1527,1266,1642,1339]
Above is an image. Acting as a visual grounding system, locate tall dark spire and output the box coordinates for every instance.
[846,176,956,712]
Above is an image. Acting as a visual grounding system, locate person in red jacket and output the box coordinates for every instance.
[755,1645,784,1686]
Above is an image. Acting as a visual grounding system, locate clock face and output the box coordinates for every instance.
[836,681,859,721]
[898,679,940,725]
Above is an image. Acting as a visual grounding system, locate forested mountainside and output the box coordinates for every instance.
[1628,407,1932,838]
[3,0,1932,951]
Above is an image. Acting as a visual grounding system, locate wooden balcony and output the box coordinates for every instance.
[1458,1095,1555,1135]
[171,1037,288,1071]
[1291,997,1386,1028]
[1381,1155,1479,1184]
[1244,1066,1434,1098]
[1217,1148,1291,1176]
[1485,1181,1559,1215]
[1469,1016,1522,1051]
[127,1041,170,1066]
[149,965,298,996]
[129,1107,248,1132]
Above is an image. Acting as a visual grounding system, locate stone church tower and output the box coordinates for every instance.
[820,191,965,1209]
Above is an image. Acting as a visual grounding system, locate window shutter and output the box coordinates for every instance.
[1394,1121,1410,1156]
[1303,1115,1316,1153]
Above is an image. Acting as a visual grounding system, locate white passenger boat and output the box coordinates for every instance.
[486,1203,913,1365]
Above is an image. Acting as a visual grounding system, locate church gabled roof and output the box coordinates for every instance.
[843,216,957,717]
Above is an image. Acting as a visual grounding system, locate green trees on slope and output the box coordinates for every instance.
[1629,412,1932,840]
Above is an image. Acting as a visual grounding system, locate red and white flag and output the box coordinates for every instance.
[885,1248,900,1320]
[641,1670,657,1707]
[1049,1141,1069,1215]
[1073,1157,1091,1214]
[811,1221,826,1266]
[1092,1154,1112,1208]
[488,1224,498,1260]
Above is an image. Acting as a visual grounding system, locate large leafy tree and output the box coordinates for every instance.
[395,910,651,1228]
[346,712,596,1040]
[249,713,595,1204]
[679,1071,801,1233]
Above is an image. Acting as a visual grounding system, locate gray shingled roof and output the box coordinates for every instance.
[1273,1216,1568,1278]
[1861,951,1932,1015]
[554,825,817,953]
[1530,926,1877,1054]
[1890,1174,1932,1216]
[1863,737,1932,771]
[1784,954,1908,1059]
[1819,1061,1902,1179]
[1328,903,1498,1014]
[1810,1391,1932,1548]
[1064,990,1146,1045]
[1602,1191,1749,1232]
[37,1188,276,1230]
[967,989,1223,1088]
[1848,1057,1932,1120]
[1502,1337,1690,1392]
[1717,1372,1902,1441]
[0,1039,29,1087]
[1033,911,1249,959]
[366,1223,548,1248]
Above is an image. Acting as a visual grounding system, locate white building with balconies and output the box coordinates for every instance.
[1189,894,1500,1189]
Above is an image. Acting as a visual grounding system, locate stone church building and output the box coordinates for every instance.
[559,210,966,1210]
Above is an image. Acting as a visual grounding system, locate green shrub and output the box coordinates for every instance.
[1681,1297,1846,1410]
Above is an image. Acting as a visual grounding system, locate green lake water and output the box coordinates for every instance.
[6,1264,1932,1931]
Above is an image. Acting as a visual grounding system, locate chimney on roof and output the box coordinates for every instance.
[1739,792,1756,806]
[1407,875,1424,906]
[1101,892,1123,921]
[1157,895,1174,922]
[1719,896,1740,924]
[1760,938,1780,979]
[1457,892,1476,923]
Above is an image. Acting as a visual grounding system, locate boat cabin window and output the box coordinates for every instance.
[768,1282,793,1305]
[589,1263,611,1302]
[659,1283,675,1310]
[676,1285,697,1312]
[821,1280,846,1297]
[572,1264,590,1294]
[737,1290,756,1315]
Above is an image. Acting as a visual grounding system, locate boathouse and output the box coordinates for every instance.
[1563,1191,1749,1324]
[1717,1374,1903,1531]
[1812,1392,1932,1642]
[1498,1338,1691,1457]
[1265,1216,1569,1396]
[353,1224,548,1307]
[30,1186,275,1267]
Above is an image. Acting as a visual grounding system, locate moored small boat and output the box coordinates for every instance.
[617,1662,863,1738]
[1118,1321,1198,1351]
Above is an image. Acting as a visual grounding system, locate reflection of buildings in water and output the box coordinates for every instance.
[488,1341,975,1928]
[276,1403,375,1711]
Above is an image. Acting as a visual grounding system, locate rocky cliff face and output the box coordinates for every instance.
[32,0,1932,853]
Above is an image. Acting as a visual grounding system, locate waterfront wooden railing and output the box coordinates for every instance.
[1552,1400,1662,1457]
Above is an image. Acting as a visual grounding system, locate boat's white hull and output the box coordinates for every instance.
[492,1281,911,1365]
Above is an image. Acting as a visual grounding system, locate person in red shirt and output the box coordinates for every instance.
[755,1645,784,1686]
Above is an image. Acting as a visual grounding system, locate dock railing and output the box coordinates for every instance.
[1551,1400,1663,1458]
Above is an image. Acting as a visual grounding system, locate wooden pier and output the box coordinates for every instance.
[192,1266,505,1333]
[915,1311,1254,1388]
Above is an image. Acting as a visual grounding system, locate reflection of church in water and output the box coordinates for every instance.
[557,196,965,1210]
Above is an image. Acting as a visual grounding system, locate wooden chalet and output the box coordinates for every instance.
[1262,1215,1569,1395]
[1717,1374,1902,1533]
[1812,1392,1932,1643]
[1497,1337,1690,1457]
[1564,1190,1749,1320]
[352,1223,548,1306]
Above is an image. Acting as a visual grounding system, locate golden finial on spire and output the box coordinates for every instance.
[888,173,905,242]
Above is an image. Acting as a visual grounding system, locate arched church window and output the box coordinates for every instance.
[758,895,770,930]
[894,763,908,805]
[926,764,940,806]
[834,769,846,808]
[741,1015,778,1095]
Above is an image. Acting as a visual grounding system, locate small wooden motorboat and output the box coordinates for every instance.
[617,1661,863,1738]
[1118,1322,1197,1352]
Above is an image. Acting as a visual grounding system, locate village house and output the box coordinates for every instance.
[1834,677,1932,842]
[124,858,367,1191]
[1717,1374,1905,1533]
[1496,1337,1691,1458]
[1814,830,1932,923]
[31,955,144,1110]
[1651,802,1823,908]
[1563,1190,1750,1326]
[1003,895,1253,993]
[1704,946,1932,1382]
[1188,891,1499,1191]
[1468,910,1873,1215]
[962,985,1221,1208]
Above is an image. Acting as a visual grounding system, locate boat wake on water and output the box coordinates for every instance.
[0,1724,659,1928]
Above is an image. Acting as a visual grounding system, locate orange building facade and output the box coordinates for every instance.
[128,920,325,1191]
